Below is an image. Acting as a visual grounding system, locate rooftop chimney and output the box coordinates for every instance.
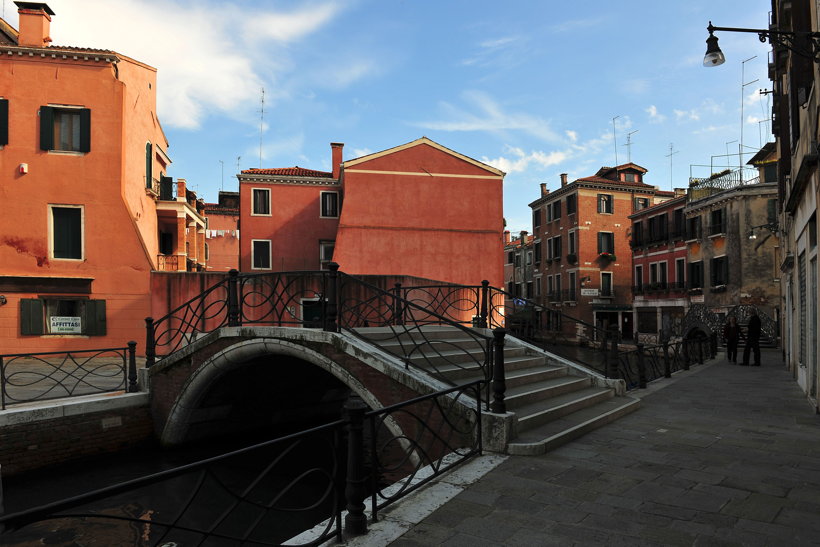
[331,142,344,180]
[560,173,568,187]
[540,183,548,196]
[519,230,528,246]
[504,230,511,245]
[15,2,54,48]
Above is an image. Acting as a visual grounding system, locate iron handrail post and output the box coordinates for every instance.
[144,317,155,369]
[683,339,691,370]
[636,343,647,389]
[0,356,5,411]
[227,269,240,327]
[325,263,340,333]
[343,395,368,537]
[127,341,138,393]
[698,336,705,364]
[479,280,489,328]
[602,329,610,378]
[663,340,671,378]
[491,328,507,414]
[393,282,403,326]
[609,326,620,379]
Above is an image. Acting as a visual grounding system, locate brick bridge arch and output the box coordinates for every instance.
[149,327,448,446]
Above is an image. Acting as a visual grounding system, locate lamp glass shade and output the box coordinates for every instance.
[704,33,725,66]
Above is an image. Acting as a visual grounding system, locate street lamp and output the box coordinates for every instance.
[748,222,782,240]
[704,21,820,66]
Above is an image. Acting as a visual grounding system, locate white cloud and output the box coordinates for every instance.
[352,148,373,159]
[415,90,563,143]
[646,105,666,123]
[43,0,344,129]
[482,145,567,174]
[565,130,578,142]
[674,109,700,121]
[550,17,603,33]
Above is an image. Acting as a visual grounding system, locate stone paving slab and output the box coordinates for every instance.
[387,349,820,545]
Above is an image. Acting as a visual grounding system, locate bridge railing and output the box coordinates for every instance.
[0,381,483,545]
[0,343,138,410]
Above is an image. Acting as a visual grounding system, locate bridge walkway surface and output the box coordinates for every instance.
[346,348,820,546]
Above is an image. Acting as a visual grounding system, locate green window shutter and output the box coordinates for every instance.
[79,108,91,152]
[52,207,82,259]
[20,299,44,335]
[85,300,107,336]
[0,98,8,146]
[39,106,54,150]
[146,142,153,188]
[598,233,603,253]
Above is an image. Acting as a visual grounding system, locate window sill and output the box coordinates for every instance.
[707,233,726,239]
[47,150,85,156]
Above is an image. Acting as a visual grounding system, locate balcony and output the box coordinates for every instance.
[157,254,181,271]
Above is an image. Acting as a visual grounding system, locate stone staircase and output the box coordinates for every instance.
[356,325,639,456]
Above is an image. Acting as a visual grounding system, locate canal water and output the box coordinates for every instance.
[2,422,345,546]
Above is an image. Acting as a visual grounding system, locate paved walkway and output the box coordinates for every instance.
[368,350,820,546]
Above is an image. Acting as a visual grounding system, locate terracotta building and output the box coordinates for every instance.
[239,137,505,287]
[529,165,671,339]
[503,229,534,299]
[204,191,240,272]
[629,191,689,340]
[0,3,203,353]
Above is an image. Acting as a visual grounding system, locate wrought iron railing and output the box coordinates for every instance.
[615,339,707,390]
[0,381,483,545]
[0,343,138,410]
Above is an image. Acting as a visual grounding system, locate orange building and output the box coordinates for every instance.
[239,138,505,287]
[204,191,240,272]
[0,3,203,353]
[529,165,670,339]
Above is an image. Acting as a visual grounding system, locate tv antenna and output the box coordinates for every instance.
[237,156,241,173]
[612,116,620,166]
[740,56,758,165]
[219,160,224,191]
[665,143,679,189]
[624,130,638,163]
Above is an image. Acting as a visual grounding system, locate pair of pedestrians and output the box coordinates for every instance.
[723,310,761,366]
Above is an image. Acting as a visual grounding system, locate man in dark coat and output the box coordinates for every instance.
[742,310,762,366]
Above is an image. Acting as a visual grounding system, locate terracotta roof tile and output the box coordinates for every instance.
[241,167,333,178]
[575,175,654,188]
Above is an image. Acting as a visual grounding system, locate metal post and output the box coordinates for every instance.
[0,464,4,533]
[325,262,340,333]
[144,317,155,369]
[609,326,620,379]
[393,283,403,326]
[663,340,671,378]
[602,328,610,378]
[227,269,240,327]
[683,339,690,370]
[698,336,704,364]
[344,395,368,537]
[0,356,5,411]
[491,328,507,414]
[637,343,647,389]
[479,280,489,328]
[127,341,138,393]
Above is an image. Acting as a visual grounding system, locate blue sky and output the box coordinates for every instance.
[13,0,772,233]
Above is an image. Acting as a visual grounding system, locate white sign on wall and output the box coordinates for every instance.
[690,295,705,303]
[50,316,82,334]
[580,288,599,296]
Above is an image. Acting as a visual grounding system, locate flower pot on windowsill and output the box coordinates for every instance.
[545,258,553,265]
[598,252,616,262]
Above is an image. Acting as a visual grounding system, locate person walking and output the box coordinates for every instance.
[723,316,741,364]
[742,309,762,366]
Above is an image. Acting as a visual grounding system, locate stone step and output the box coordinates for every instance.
[507,396,641,456]
[504,364,570,389]
[352,325,480,343]
[504,376,592,410]
[512,386,616,431]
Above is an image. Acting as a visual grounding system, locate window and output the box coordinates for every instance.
[20,297,106,336]
[632,221,644,247]
[547,276,554,298]
[676,258,685,288]
[534,241,541,263]
[515,253,521,267]
[321,191,339,218]
[709,208,726,236]
[601,272,613,296]
[145,142,153,189]
[548,236,562,260]
[568,231,576,255]
[526,281,533,298]
[252,188,271,216]
[568,272,576,301]
[711,256,728,286]
[649,263,658,284]
[533,208,541,228]
[252,240,271,269]
[526,251,532,265]
[555,274,562,299]
[624,173,637,183]
[566,194,577,215]
[50,205,83,260]
[686,216,702,240]
[535,276,542,296]
[40,106,90,152]
[689,261,703,289]
[659,261,668,285]
[673,208,685,238]
[320,240,335,269]
[648,214,668,242]
[635,265,643,289]
[597,194,613,214]
[551,200,562,221]
[634,197,649,211]
[506,251,514,264]
[204,243,209,261]
[597,232,614,254]
[767,199,777,225]
[0,98,8,146]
